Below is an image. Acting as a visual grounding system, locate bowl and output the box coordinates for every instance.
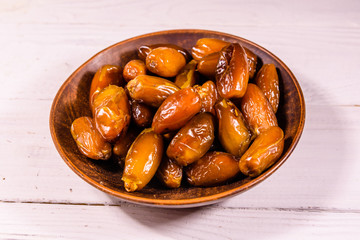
[49,29,305,208]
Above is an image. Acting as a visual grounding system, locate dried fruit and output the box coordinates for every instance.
[174,60,198,88]
[152,87,202,134]
[122,128,164,192]
[89,65,122,113]
[215,99,252,157]
[254,64,279,113]
[216,43,249,99]
[185,151,240,187]
[93,85,131,141]
[239,126,284,177]
[156,157,183,188]
[71,117,112,160]
[167,113,215,166]
[123,60,146,82]
[240,83,278,135]
[146,47,186,77]
[126,75,180,107]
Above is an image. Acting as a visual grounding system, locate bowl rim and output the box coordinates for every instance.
[49,29,305,207]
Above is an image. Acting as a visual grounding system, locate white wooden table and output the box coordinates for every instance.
[1,0,359,239]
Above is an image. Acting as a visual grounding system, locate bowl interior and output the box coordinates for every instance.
[50,29,305,207]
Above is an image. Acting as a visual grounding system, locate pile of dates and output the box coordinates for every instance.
[71,38,284,192]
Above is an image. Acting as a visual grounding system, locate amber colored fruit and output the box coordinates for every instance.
[191,38,229,61]
[123,59,146,82]
[156,157,183,188]
[113,127,139,162]
[196,47,257,80]
[126,75,180,107]
[122,128,164,192]
[93,85,131,142]
[89,65,122,113]
[70,117,112,160]
[138,43,191,62]
[215,99,252,157]
[185,152,240,187]
[152,88,202,134]
[146,47,186,77]
[240,83,278,135]
[131,100,154,127]
[174,60,198,89]
[193,80,219,115]
[216,43,249,99]
[254,64,280,113]
[197,52,220,78]
[244,48,258,79]
[239,126,284,177]
[167,113,215,166]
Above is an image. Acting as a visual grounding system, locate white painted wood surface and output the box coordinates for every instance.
[0,0,359,239]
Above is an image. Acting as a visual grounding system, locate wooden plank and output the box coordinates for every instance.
[1,102,359,210]
[0,202,359,240]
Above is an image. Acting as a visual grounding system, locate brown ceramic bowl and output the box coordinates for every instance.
[50,29,305,208]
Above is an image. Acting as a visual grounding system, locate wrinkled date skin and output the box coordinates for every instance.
[192,38,256,79]
[156,156,183,188]
[123,59,147,82]
[174,60,198,89]
[255,64,280,113]
[122,128,164,192]
[126,75,180,107]
[197,52,220,78]
[185,151,240,187]
[131,100,154,127]
[146,47,186,77]
[89,65,123,113]
[152,88,202,134]
[239,126,284,177]
[193,80,219,115]
[215,99,252,157]
[138,43,191,62]
[216,43,249,99]
[167,113,215,166]
[191,38,229,61]
[244,48,258,79]
[113,127,139,165]
[93,85,131,142]
[71,117,112,160]
[240,83,278,135]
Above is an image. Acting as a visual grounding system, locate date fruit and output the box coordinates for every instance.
[185,152,240,187]
[71,117,112,160]
[89,65,122,113]
[193,80,219,114]
[216,43,249,99]
[152,87,202,134]
[239,126,284,177]
[122,128,164,192]
[167,113,215,166]
[254,64,279,113]
[131,100,154,127]
[138,43,191,62]
[126,75,180,107]
[93,85,131,142]
[215,99,252,157]
[240,83,278,135]
[146,47,186,77]
[123,59,146,82]
[174,60,198,89]
[191,38,229,60]
[197,52,220,78]
[156,156,183,188]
